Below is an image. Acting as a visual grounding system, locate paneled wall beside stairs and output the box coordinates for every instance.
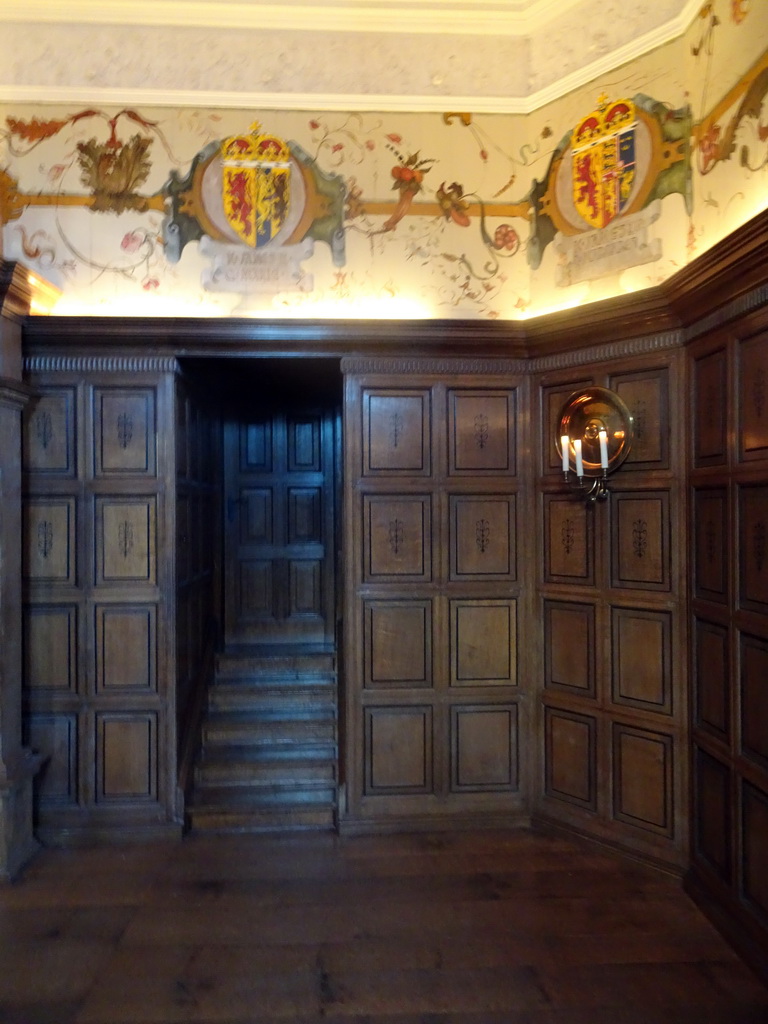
[21,357,180,843]
[340,359,532,832]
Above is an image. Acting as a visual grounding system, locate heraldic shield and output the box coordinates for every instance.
[572,98,637,230]
[221,123,291,248]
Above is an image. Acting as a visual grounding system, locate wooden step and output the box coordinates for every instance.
[195,753,335,787]
[202,711,336,747]
[186,803,335,833]
[207,680,336,713]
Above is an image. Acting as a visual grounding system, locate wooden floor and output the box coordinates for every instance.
[1,828,767,1024]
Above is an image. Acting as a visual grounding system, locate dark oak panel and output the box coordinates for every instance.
[23,497,76,584]
[694,488,728,603]
[612,367,669,469]
[447,389,516,475]
[611,491,669,591]
[364,600,431,689]
[739,332,768,461]
[544,600,595,697]
[739,484,768,612]
[693,745,732,882]
[741,631,768,769]
[694,618,730,739]
[96,497,157,585]
[363,494,431,581]
[364,706,432,794]
[93,387,156,477]
[240,488,272,544]
[742,780,768,924]
[450,599,516,687]
[95,604,156,693]
[26,714,78,806]
[22,387,77,476]
[543,496,593,585]
[694,347,728,467]
[544,707,596,810]
[449,494,515,580]
[96,712,157,802]
[611,607,672,715]
[362,389,431,476]
[450,705,518,791]
[287,415,321,472]
[289,559,322,618]
[541,379,593,474]
[612,724,673,837]
[23,604,77,693]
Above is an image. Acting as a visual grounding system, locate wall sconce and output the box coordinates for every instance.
[556,387,634,503]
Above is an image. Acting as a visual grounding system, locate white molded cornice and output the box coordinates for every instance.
[1,0,695,38]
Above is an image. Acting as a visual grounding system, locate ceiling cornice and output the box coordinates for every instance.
[0,0,701,114]
[0,0,602,37]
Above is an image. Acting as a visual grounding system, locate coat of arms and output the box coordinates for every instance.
[572,97,637,230]
[221,123,291,247]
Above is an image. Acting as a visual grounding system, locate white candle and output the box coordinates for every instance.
[599,429,608,469]
[561,434,570,473]
[574,438,584,477]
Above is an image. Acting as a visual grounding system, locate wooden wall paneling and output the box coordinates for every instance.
[610,490,670,591]
[693,744,733,882]
[611,607,672,716]
[544,706,597,810]
[22,387,77,477]
[738,331,768,463]
[449,599,517,688]
[535,352,686,868]
[543,495,594,586]
[343,367,526,830]
[450,704,519,791]
[693,346,729,468]
[362,387,431,476]
[687,314,768,984]
[612,722,674,838]
[22,366,179,842]
[738,483,768,613]
[540,379,594,475]
[740,631,768,771]
[363,705,433,795]
[363,599,432,689]
[25,714,78,807]
[693,617,730,741]
[693,487,729,603]
[611,366,670,470]
[543,600,596,698]
[447,388,516,476]
[741,779,768,927]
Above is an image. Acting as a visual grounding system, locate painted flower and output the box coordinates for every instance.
[436,182,471,227]
[142,278,159,291]
[121,230,145,253]
[493,224,520,253]
[386,133,402,144]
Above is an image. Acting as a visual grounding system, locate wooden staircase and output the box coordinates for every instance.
[186,646,338,833]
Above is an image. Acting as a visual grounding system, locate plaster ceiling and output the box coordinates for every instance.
[1,0,701,110]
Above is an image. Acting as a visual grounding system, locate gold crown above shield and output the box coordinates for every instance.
[221,122,291,165]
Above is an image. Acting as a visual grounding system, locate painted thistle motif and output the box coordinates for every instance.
[77,134,153,213]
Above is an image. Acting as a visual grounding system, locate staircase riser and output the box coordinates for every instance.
[208,692,336,712]
[196,765,336,785]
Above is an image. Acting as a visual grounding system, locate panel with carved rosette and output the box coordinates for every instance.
[611,367,669,470]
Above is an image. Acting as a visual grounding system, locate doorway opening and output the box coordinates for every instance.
[176,356,343,832]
